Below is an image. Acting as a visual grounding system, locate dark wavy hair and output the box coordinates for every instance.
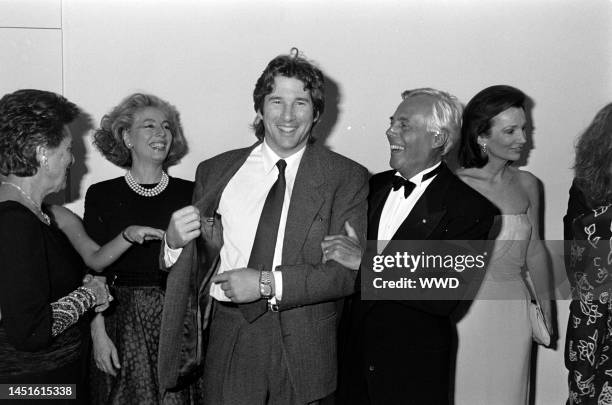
[252,52,325,141]
[574,103,612,207]
[0,89,79,176]
[93,93,188,168]
[459,85,526,168]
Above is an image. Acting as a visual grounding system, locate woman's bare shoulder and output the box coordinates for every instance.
[513,169,539,192]
[456,167,486,181]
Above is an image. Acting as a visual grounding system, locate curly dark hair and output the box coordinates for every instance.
[0,89,79,176]
[252,52,325,141]
[93,93,188,168]
[459,85,526,168]
[574,103,612,207]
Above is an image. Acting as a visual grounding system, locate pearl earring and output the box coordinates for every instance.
[480,143,487,154]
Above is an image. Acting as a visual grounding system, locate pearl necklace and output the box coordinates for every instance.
[1,181,51,225]
[124,170,169,197]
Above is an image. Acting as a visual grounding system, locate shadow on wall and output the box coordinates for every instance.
[516,93,535,168]
[520,96,561,344]
[314,72,341,147]
[45,112,94,206]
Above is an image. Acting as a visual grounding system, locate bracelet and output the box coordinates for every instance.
[122,229,134,244]
[77,286,97,306]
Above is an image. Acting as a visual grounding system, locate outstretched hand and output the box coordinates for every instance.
[123,226,165,244]
[321,220,362,270]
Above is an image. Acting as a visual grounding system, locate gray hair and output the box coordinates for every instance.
[401,88,463,155]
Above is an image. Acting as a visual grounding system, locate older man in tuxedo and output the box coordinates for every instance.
[328,88,500,405]
[158,52,368,405]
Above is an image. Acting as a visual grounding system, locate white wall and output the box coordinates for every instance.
[4,0,612,402]
[0,0,64,202]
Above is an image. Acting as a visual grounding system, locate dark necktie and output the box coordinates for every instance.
[240,159,287,322]
[391,164,442,199]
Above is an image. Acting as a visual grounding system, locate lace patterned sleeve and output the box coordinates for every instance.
[50,286,97,336]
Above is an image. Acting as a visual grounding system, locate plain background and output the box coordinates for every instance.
[1,0,611,403]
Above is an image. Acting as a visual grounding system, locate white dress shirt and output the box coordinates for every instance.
[165,139,305,303]
[377,162,441,252]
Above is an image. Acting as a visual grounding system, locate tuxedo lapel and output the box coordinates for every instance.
[283,144,325,264]
[360,164,454,316]
[389,163,454,241]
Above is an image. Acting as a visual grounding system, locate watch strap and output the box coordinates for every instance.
[259,270,274,299]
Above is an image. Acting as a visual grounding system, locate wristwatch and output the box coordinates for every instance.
[259,271,274,299]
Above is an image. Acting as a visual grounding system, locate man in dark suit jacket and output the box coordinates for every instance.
[329,88,499,405]
[158,52,368,404]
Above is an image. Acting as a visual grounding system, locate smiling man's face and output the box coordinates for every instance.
[258,75,316,158]
[386,95,439,178]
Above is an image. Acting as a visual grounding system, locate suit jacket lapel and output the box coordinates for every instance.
[192,143,260,291]
[159,144,263,391]
[195,142,260,217]
[283,144,325,264]
[389,163,453,241]
[368,172,395,240]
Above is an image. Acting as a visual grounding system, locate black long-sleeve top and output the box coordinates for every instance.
[0,201,85,377]
[83,176,193,286]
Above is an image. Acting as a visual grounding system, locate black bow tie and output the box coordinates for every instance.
[392,177,416,198]
[392,165,442,199]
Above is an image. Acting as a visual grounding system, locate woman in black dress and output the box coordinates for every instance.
[564,102,612,404]
[86,93,198,404]
[0,89,110,404]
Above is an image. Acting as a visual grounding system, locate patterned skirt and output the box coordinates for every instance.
[89,286,204,405]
